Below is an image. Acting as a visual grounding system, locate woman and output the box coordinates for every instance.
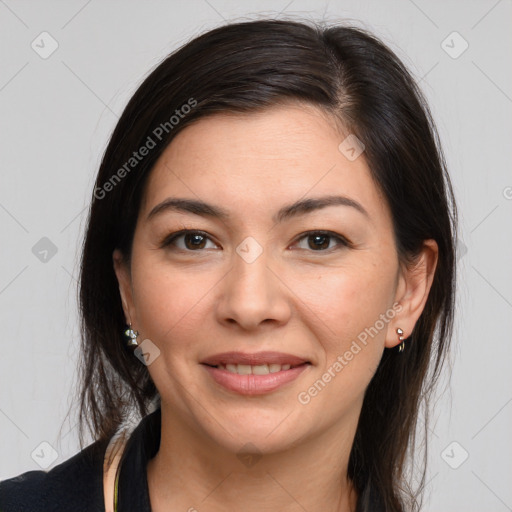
[0,17,457,512]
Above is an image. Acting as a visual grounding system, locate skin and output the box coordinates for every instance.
[113,102,438,512]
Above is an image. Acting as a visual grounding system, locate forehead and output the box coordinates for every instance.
[140,103,390,227]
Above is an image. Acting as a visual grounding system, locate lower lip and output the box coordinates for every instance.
[201,364,310,395]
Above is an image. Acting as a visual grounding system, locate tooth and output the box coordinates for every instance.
[220,363,294,374]
[252,364,270,375]
[237,364,252,375]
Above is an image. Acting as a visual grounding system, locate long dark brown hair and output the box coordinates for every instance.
[74,17,457,511]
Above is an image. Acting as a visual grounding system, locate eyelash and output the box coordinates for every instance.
[159,229,352,253]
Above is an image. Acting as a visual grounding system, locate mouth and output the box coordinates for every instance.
[202,362,309,375]
[200,351,311,395]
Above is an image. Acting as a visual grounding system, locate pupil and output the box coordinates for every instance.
[310,235,328,250]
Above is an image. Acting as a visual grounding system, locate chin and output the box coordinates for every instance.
[198,406,306,454]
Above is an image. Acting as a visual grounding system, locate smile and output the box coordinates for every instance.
[213,362,301,374]
[201,361,311,395]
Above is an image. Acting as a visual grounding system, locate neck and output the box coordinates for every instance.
[147,403,359,512]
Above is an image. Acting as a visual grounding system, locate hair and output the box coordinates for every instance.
[75,17,457,512]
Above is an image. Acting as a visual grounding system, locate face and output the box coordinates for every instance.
[114,102,433,455]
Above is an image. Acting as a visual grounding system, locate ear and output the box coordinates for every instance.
[385,239,439,348]
[113,248,136,326]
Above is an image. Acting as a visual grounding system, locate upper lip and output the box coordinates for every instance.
[200,351,310,367]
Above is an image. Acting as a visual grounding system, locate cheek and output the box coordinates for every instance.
[297,261,395,331]
[290,258,397,368]
[130,258,218,350]
[293,265,396,416]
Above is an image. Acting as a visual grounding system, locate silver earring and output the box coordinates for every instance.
[125,324,139,347]
[397,328,405,352]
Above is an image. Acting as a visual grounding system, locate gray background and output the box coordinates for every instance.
[1,1,511,510]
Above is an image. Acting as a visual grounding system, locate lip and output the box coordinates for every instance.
[201,363,310,395]
[200,351,309,367]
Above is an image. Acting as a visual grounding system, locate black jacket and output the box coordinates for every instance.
[0,407,385,511]
[0,408,160,511]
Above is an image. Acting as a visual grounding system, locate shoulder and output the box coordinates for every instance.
[0,437,108,512]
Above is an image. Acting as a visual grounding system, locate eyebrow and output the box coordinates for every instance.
[146,194,369,223]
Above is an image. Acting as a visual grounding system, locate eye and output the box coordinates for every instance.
[160,229,351,253]
[160,230,218,251]
[291,231,351,252]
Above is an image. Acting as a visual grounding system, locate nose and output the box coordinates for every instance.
[215,243,292,331]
